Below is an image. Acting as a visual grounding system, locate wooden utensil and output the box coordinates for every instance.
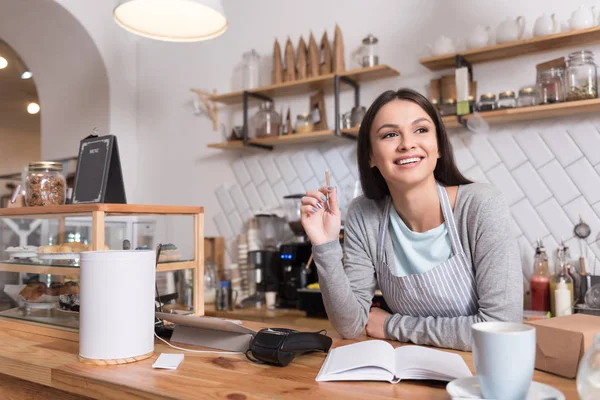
[297,36,308,80]
[308,32,320,78]
[283,37,296,82]
[320,31,332,75]
[333,24,346,73]
[272,39,283,84]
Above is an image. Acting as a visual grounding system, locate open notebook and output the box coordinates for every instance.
[316,340,472,384]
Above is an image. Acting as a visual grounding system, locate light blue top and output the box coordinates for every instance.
[388,205,452,277]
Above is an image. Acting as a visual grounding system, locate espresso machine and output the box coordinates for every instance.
[244,214,284,307]
[278,195,319,308]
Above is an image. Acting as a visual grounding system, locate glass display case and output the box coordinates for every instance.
[0,204,204,338]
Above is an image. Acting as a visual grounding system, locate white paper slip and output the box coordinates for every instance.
[152,353,184,370]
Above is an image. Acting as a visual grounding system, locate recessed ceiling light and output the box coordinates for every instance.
[21,71,32,79]
[27,102,40,114]
[0,57,7,69]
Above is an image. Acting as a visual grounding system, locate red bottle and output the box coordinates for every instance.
[530,242,550,312]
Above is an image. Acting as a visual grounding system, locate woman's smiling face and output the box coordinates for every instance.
[369,99,440,188]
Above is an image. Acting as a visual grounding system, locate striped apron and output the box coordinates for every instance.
[376,183,479,317]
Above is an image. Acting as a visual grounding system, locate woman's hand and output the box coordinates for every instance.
[366,307,390,339]
[301,186,341,245]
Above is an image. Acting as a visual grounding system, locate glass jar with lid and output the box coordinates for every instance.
[295,113,314,134]
[566,50,598,101]
[537,67,565,104]
[477,93,496,112]
[25,161,66,207]
[497,91,517,109]
[251,102,281,138]
[517,87,538,107]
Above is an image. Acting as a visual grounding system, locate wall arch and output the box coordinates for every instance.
[0,0,110,160]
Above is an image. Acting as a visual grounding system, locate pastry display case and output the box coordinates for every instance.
[0,204,204,338]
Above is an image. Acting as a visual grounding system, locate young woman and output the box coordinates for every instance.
[301,89,522,351]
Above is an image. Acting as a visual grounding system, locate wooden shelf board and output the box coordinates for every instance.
[420,26,600,71]
[0,260,197,275]
[441,115,463,129]
[206,65,400,105]
[442,98,600,129]
[341,127,360,138]
[0,204,204,217]
[207,126,360,150]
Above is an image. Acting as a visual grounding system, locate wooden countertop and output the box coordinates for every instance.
[0,321,577,400]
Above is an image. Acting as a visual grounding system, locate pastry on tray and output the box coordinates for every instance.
[59,281,80,312]
[19,281,47,302]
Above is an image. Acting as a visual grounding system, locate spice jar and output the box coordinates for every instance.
[537,67,565,104]
[26,162,66,207]
[566,50,598,101]
[295,113,314,134]
[517,87,538,107]
[497,91,517,109]
[251,102,281,138]
[477,93,496,112]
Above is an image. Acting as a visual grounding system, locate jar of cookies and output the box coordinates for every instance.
[25,161,66,207]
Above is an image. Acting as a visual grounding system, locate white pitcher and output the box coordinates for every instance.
[533,13,560,37]
[467,25,491,49]
[569,6,598,30]
[496,16,526,44]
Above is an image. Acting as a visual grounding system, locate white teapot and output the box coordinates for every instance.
[496,16,526,44]
[533,13,560,37]
[569,6,598,30]
[467,25,490,49]
[426,35,457,56]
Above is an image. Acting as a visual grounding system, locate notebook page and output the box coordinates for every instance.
[394,346,472,381]
[316,340,395,381]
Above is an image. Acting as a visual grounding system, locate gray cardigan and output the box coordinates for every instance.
[312,182,523,351]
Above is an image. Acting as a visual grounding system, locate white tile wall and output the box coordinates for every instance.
[486,164,524,206]
[512,163,552,206]
[513,130,554,168]
[566,158,600,205]
[291,153,313,183]
[511,198,549,244]
[259,155,282,185]
[244,155,267,185]
[568,123,600,166]
[537,199,575,244]
[213,116,600,272]
[538,160,580,206]
[462,133,501,172]
[539,128,583,167]
[487,134,527,171]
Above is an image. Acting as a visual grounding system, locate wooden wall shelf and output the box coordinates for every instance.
[207,127,359,150]
[420,26,600,71]
[442,98,600,129]
[206,65,399,105]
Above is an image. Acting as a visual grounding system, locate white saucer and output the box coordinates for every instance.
[446,376,565,400]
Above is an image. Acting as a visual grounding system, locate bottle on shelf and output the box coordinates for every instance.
[530,238,551,312]
[550,247,574,316]
[580,256,592,302]
[555,277,573,317]
[563,243,582,304]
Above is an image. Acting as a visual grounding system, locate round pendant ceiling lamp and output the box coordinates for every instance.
[113,0,227,42]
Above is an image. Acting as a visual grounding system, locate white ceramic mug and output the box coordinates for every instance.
[472,322,536,400]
